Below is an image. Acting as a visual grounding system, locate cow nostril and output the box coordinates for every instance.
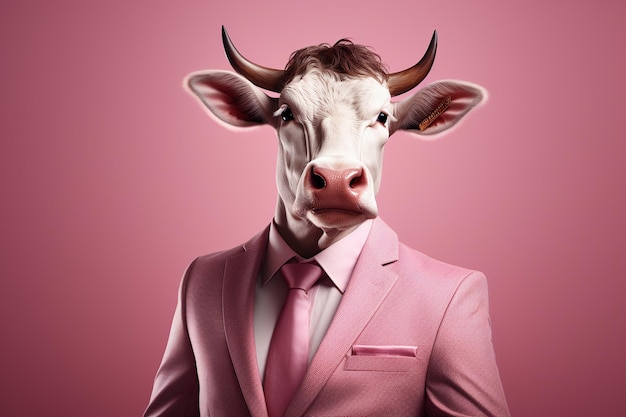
[311,170,326,189]
[349,171,365,189]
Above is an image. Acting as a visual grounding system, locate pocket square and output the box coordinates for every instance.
[351,345,417,357]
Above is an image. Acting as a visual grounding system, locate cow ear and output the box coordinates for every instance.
[390,80,486,138]
[185,70,279,128]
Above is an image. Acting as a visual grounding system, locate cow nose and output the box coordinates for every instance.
[308,166,367,194]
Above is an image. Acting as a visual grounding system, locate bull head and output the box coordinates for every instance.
[186,27,486,257]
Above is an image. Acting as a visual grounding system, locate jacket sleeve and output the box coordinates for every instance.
[143,261,200,417]
[425,271,511,417]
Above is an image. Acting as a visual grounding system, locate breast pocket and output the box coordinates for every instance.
[344,345,419,372]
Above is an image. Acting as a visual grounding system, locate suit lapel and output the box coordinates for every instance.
[222,227,270,417]
[286,218,400,417]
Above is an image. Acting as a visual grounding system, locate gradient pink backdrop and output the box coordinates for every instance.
[1,1,624,416]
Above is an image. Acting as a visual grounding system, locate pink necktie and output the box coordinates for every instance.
[264,262,324,417]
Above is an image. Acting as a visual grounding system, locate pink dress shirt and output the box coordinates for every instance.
[254,219,373,380]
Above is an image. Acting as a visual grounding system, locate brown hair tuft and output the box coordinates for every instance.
[282,39,389,86]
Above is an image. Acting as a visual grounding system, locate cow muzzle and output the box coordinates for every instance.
[294,160,378,229]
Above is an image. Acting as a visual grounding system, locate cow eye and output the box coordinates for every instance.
[376,112,388,125]
[281,107,294,122]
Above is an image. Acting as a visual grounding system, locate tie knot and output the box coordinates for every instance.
[279,262,323,292]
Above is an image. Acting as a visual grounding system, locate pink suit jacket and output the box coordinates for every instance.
[143,218,510,417]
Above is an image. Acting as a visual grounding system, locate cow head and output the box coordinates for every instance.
[186,27,486,257]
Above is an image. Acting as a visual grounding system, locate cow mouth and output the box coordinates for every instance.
[311,207,363,215]
[306,202,373,228]
[309,199,365,218]
[307,207,367,229]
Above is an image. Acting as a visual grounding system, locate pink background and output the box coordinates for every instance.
[1,1,624,416]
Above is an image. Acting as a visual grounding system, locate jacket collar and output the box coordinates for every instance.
[222,226,271,417]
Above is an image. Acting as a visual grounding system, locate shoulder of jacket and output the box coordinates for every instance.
[396,241,483,285]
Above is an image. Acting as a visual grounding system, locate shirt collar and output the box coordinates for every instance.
[261,219,374,293]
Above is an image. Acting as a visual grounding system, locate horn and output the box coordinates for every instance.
[387,31,438,96]
[221,26,285,92]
